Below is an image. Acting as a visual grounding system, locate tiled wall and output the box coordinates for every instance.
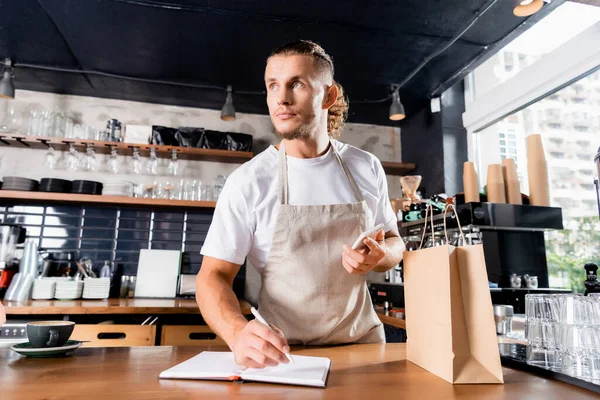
[0,202,229,279]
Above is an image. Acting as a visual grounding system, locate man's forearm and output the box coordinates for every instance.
[373,236,405,272]
[196,270,248,348]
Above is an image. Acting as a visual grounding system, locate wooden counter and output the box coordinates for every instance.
[3,298,252,315]
[1,343,595,399]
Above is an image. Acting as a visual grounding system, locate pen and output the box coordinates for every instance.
[250,307,294,364]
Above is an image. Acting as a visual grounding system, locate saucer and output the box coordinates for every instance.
[10,340,84,358]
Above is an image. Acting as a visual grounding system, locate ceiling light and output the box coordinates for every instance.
[0,58,15,100]
[389,85,405,121]
[513,0,544,17]
[221,85,235,121]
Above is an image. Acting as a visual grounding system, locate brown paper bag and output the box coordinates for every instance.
[404,205,503,384]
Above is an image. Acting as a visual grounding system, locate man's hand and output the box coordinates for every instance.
[232,319,290,369]
[0,301,5,326]
[342,229,386,275]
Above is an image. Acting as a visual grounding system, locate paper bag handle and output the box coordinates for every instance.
[443,204,467,245]
[418,204,435,250]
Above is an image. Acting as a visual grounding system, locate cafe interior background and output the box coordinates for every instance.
[0,0,599,344]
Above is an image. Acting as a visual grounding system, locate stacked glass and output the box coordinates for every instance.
[526,293,600,382]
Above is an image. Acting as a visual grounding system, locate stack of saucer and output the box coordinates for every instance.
[32,279,57,300]
[72,180,103,195]
[54,280,84,300]
[83,278,111,299]
[39,178,72,193]
[102,181,135,197]
[1,177,39,191]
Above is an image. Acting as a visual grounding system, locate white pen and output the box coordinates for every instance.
[250,307,294,364]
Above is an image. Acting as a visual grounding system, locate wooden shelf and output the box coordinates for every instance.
[381,162,416,176]
[0,133,253,163]
[0,190,216,209]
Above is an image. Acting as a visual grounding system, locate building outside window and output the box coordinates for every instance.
[466,2,600,292]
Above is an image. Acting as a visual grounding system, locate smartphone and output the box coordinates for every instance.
[351,223,384,250]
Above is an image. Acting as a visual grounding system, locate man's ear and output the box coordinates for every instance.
[322,83,339,110]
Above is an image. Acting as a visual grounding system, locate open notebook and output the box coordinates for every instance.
[159,351,331,388]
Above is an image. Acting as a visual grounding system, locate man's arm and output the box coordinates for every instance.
[196,256,290,369]
[196,256,247,347]
[373,225,405,272]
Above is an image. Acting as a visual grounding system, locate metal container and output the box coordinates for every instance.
[493,304,514,336]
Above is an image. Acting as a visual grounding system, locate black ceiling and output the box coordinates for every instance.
[0,0,562,126]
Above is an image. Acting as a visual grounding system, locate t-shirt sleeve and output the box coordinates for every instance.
[200,177,254,265]
[373,158,398,233]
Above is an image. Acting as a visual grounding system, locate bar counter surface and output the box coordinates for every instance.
[1,343,595,399]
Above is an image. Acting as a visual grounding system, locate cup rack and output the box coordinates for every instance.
[0,133,254,163]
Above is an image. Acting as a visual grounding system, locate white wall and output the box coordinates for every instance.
[0,90,402,197]
[0,90,403,304]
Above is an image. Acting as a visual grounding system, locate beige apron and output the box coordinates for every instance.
[257,140,385,345]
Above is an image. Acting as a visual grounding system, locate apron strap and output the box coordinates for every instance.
[278,139,364,205]
[329,140,364,203]
[278,141,289,204]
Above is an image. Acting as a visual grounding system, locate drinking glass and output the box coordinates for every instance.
[106,147,120,174]
[168,149,179,176]
[213,175,226,200]
[43,146,57,169]
[559,324,600,380]
[52,110,66,137]
[525,294,562,369]
[28,108,45,136]
[0,102,22,132]
[146,147,159,176]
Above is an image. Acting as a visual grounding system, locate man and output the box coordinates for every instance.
[197,40,405,369]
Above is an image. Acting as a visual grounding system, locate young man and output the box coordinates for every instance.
[197,40,405,369]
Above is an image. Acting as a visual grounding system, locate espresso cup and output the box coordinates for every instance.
[27,321,75,348]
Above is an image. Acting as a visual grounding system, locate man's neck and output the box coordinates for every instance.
[279,133,331,159]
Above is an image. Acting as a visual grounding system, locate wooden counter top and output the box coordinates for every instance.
[1,343,595,399]
[3,298,252,315]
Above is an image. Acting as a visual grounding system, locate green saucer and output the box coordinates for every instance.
[11,340,83,358]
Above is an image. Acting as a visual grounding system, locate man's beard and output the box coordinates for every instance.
[274,113,318,140]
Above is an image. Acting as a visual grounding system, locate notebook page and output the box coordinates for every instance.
[240,355,331,388]
[159,352,242,380]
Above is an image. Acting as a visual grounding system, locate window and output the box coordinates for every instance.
[472,68,600,292]
[472,2,600,99]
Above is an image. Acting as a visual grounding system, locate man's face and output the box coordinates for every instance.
[265,55,330,140]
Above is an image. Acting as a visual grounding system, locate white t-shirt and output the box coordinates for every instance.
[200,139,397,270]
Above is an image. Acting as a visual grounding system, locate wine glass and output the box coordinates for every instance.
[146,147,158,176]
[83,144,98,172]
[130,147,142,175]
[168,149,179,176]
[66,144,80,171]
[106,147,120,174]
[43,146,57,169]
